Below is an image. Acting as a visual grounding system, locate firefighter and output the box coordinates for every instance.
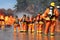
[0,14,5,30]
[57,7,60,32]
[35,13,44,33]
[28,16,34,32]
[20,14,27,32]
[38,13,44,33]
[5,15,9,27]
[35,13,40,33]
[14,15,20,32]
[8,15,15,26]
[43,2,59,35]
[26,16,29,32]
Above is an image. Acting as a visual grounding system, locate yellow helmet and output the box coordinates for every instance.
[50,2,55,6]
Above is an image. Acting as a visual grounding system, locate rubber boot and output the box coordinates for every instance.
[50,36,55,40]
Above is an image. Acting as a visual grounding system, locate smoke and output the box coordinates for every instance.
[14,12,32,18]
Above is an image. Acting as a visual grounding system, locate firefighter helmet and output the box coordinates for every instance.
[50,2,55,7]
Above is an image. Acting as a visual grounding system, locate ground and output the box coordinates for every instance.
[0,25,60,40]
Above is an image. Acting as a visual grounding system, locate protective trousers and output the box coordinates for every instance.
[28,23,34,32]
[21,22,27,31]
[44,20,56,35]
[14,24,20,32]
[36,21,43,33]
[1,21,5,30]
